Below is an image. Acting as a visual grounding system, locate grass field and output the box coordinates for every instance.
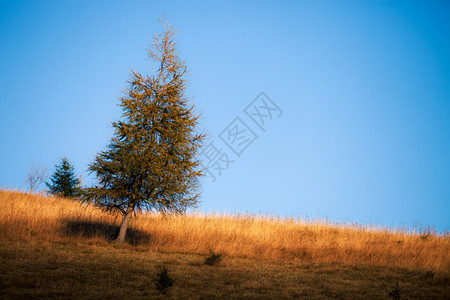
[0,190,449,298]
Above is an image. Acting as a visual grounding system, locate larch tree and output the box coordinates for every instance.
[84,20,205,244]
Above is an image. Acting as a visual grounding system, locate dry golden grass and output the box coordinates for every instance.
[2,239,448,299]
[1,190,448,272]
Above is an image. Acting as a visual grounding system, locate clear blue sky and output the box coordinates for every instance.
[1,0,449,232]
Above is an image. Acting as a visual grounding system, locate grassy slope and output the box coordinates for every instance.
[0,191,449,298]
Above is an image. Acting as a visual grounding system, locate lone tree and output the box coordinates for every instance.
[46,157,81,198]
[84,20,205,244]
[26,164,48,193]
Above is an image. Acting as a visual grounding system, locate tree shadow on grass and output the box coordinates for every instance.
[61,219,151,246]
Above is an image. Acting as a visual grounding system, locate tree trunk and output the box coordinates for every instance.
[115,203,135,244]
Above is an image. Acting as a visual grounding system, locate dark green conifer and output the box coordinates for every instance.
[46,157,81,198]
[84,20,205,243]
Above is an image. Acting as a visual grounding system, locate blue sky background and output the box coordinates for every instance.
[1,0,449,231]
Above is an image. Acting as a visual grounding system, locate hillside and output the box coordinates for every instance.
[0,190,448,298]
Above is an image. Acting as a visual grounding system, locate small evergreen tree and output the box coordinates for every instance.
[84,20,205,243]
[46,157,81,198]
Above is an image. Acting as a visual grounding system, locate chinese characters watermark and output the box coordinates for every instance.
[219,117,258,157]
[201,92,283,182]
[245,92,283,131]
[200,141,235,182]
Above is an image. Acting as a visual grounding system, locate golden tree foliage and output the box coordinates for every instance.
[84,20,204,243]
